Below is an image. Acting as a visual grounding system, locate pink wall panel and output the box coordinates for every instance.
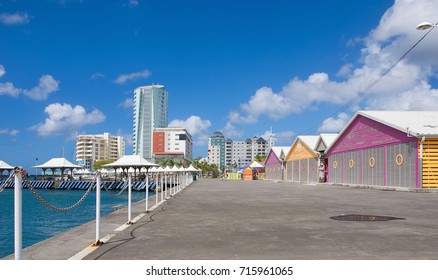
[265,150,280,165]
[328,115,415,155]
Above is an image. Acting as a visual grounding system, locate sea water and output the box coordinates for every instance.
[0,188,148,259]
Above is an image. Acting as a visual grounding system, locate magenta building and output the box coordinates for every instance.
[264,147,291,181]
[326,111,438,189]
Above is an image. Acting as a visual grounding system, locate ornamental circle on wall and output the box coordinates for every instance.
[396,154,404,166]
[333,160,338,169]
[369,157,376,168]
[349,159,354,168]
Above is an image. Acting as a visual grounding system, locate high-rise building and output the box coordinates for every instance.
[133,84,168,161]
[76,132,125,171]
[153,127,193,163]
[245,136,269,162]
[207,132,269,168]
[208,131,226,167]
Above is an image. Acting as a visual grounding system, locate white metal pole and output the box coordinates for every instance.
[95,173,101,245]
[155,175,158,206]
[170,174,173,196]
[128,173,132,223]
[176,173,181,192]
[165,173,168,199]
[160,173,163,201]
[145,172,149,212]
[14,168,22,260]
[176,174,179,193]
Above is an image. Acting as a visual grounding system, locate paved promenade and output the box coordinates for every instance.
[8,179,438,260]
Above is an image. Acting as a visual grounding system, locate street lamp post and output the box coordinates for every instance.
[416,22,438,30]
[416,21,437,188]
[35,157,38,179]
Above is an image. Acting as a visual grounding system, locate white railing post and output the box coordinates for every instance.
[160,174,164,201]
[145,173,149,212]
[14,168,22,260]
[128,173,132,224]
[165,173,168,199]
[176,174,179,193]
[170,173,173,197]
[155,175,158,206]
[95,173,101,245]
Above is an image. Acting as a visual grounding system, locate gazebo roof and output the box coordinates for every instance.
[33,158,82,169]
[163,166,173,172]
[170,166,180,172]
[249,161,265,168]
[103,155,158,168]
[0,160,14,170]
[149,166,159,173]
[186,164,200,172]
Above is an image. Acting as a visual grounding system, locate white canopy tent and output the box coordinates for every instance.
[186,164,201,172]
[102,155,158,181]
[170,166,180,172]
[33,157,82,180]
[0,160,14,180]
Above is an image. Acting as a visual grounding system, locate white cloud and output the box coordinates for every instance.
[129,0,139,7]
[168,115,211,145]
[222,122,243,139]
[118,98,133,108]
[336,63,353,77]
[91,72,104,80]
[0,67,59,100]
[31,103,106,137]
[0,128,19,136]
[228,0,438,129]
[0,81,22,97]
[23,75,60,100]
[117,129,133,148]
[114,69,151,84]
[318,113,350,133]
[261,130,295,146]
[0,12,30,25]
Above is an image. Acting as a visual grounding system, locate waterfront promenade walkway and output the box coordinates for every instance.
[8,179,438,260]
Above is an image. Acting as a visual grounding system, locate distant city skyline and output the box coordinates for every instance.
[2,1,438,171]
[133,84,168,161]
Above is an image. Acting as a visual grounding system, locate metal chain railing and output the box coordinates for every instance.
[102,180,129,197]
[0,171,15,193]
[23,174,94,212]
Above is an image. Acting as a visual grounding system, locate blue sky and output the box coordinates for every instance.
[1,0,438,170]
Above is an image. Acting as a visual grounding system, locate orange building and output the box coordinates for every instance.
[285,136,319,183]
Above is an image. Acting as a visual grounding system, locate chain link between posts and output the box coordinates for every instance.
[23,171,95,212]
[2,168,131,206]
[0,171,15,193]
[101,180,129,197]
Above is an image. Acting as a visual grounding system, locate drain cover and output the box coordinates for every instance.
[330,214,405,222]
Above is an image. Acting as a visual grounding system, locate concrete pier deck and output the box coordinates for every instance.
[6,179,438,260]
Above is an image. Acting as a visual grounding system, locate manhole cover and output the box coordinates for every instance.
[330,214,405,222]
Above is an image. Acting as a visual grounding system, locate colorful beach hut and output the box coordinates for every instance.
[264,147,291,181]
[285,136,319,183]
[243,167,253,180]
[326,111,438,189]
[239,161,265,180]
